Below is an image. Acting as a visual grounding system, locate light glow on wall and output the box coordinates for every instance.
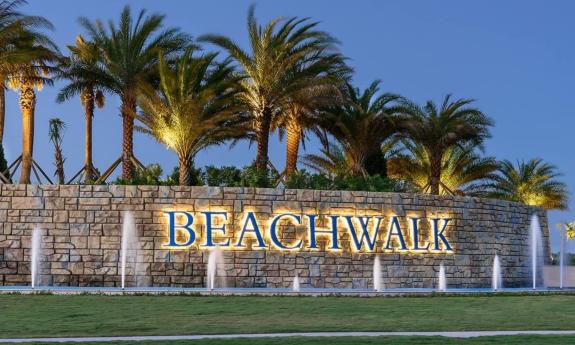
[162,207,455,254]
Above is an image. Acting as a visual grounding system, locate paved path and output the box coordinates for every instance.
[1,331,575,343]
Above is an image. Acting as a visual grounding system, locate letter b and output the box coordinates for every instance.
[166,211,196,247]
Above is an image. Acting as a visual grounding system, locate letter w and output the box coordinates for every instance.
[344,216,382,251]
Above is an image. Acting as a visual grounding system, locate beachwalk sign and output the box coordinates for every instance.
[163,210,454,254]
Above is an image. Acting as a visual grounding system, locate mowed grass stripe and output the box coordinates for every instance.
[4,336,575,345]
[0,295,574,338]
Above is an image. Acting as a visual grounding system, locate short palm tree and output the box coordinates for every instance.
[0,0,53,144]
[320,81,403,177]
[6,29,59,184]
[48,118,66,184]
[487,159,568,210]
[201,5,341,174]
[302,139,352,178]
[78,6,190,180]
[388,142,498,195]
[57,35,106,182]
[399,95,493,194]
[137,48,241,186]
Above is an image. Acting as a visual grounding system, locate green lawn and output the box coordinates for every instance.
[7,336,575,345]
[0,295,574,339]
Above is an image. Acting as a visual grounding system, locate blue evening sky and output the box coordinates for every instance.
[3,1,574,251]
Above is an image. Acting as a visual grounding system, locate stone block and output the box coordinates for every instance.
[12,197,43,210]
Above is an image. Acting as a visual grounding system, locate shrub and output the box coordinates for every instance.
[113,164,168,185]
[238,165,278,188]
[202,165,242,187]
[168,166,202,186]
[284,170,332,190]
[285,170,405,193]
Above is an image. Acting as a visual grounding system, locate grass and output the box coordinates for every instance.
[0,294,574,338]
[6,336,575,345]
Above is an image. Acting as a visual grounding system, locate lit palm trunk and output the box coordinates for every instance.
[81,89,95,182]
[49,118,66,184]
[429,155,442,195]
[178,154,193,186]
[121,95,136,180]
[255,108,272,171]
[19,83,35,184]
[285,121,301,177]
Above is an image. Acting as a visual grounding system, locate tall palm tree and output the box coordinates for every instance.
[57,35,106,182]
[276,54,349,178]
[388,142,498,195]
[320,81,403,177]
[399,95,493,194]
[7,29,59,184]
[487,159,568,210]
[48,118,66,184]
[0,0,53,145]
[78,6,190,180]
[201,5,341,174]
[137,48,241,186]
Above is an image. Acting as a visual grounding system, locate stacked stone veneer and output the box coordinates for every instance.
[0,184,549,289]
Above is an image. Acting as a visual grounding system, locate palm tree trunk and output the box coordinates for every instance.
[0,83,5,145]
[54,145,65,184]
[19,84,35,184]
[82,90,95,182]
[178,154,192,186]
[429,154,442,195]
[255,107,272,172]
[121,93,136,180]
[285,121,301,177]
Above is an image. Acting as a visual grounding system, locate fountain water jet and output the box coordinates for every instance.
[559,226,566,289]
[373,256,382,292]
[30,228,41,288]
[492,254,502,290]
[207,247,225,290]
[120,211,138,290]
[530,215,543,290]
[438,263,446,292]
[292,274,300,292]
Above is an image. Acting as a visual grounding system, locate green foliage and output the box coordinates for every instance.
[486,158,568,210]
[113,164,171,186]
[565,221,575,240]
[285,170,404,192]
[200,165,277,188]
[333,174,404,192]
[364,150,387,177]
[168,166,202,186]
[284,170,333,190]
[239,165,278,188]
[202,166,242,187]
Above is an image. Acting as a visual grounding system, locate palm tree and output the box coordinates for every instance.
[319,81,403,177]
[78,6,190,180]
[137,48,241,186]
[201,5,341,174]
[487,159,568,210]
[276,55,349,178]
[399,95,493,194]
[0,0,53,145]
[302,139,352,178]
[7,29,59,184]
[57,35,105,182]
[48,118,66,184]
[388,142,498,195]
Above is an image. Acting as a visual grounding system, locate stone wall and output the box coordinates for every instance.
[0,184,549,289]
